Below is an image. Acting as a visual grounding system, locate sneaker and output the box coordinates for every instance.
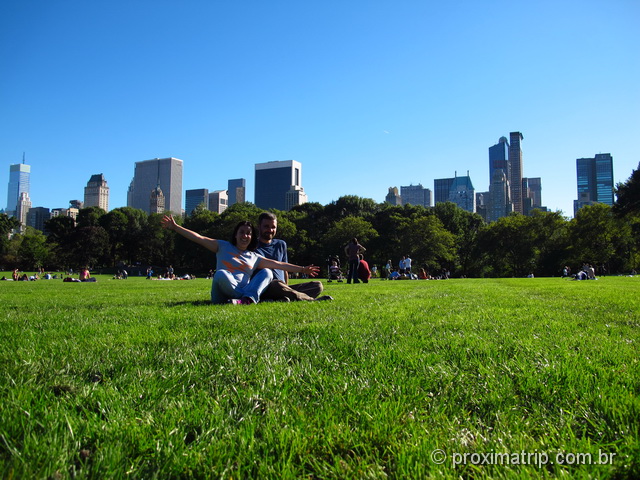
[315,295,333,301]
[228,297,254,305]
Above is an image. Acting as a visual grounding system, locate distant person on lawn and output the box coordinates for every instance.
[161,214,320,305]
[357,254,371,283]
[255,212,331,302]
[344,237,366,284]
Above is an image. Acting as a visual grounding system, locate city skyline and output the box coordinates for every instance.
[1,1,638,217]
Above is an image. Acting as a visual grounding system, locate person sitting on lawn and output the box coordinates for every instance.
[357,254,371,283]
[255,212,330,302]
[161,214,320,305]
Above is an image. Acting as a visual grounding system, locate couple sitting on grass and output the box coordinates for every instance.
[161,212,332,305]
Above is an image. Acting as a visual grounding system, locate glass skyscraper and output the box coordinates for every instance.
[255,160,304,211]
[575,153,614,214]
[6,162,31,217]
[227,178,246,206]
[508,132,524,214]
[185,188,209,216]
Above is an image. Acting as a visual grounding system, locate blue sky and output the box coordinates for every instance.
[1,0,638,218]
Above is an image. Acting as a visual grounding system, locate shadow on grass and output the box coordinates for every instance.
[167,300,213,307]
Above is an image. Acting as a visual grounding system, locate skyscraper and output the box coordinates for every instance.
[128,158,183,214]
[401,184,431,207]
[448,173,476,213]
[434,178,455,204]
[209,190,228,214]
[385,187,401,206]
[150,185,165,214]
[574,153,614,215]
[489,136,510,186]
[27,207,50,232]
[509,132,524,214]
[84,173,109,211]
[285,186,308,211]
[6,160,31,218]
[227,178,246,206]
[16,192,31,230]
[255,160,304,211]
[434,174,475,212]
[185,188,209,216]
[487,170,513,222]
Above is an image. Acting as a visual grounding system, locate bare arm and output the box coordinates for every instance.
[161,214,219,253]
[257,257,320,277]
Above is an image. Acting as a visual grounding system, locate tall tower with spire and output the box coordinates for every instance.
[149,160,166,214]
[6,153,31,218]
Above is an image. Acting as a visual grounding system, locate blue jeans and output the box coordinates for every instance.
[210,269,273,304]
[347,259,360,283]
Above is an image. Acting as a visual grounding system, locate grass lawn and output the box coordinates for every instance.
[1,274,639,479]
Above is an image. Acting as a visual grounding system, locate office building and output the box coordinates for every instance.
[150,185,165,214]
[255,160,303,211]
[487,170,513,222]
[448,173,476,213]
[475,192,488,222]
[285,185,308,211]
[525,177,542,208]
[434,174,475,212]
[401,184,431,207]
[128,157,183,214]
[509,132,524,214]
[51,208,80,222]
[27,207,50,232]
[489,136,510,186]
[434,178,455,204]
[209,190,228,214]
[16,192,31,230]
[385,187,401,206]
[185,188,209,216]
[228,178,246,206]
[6,161,31,218]
[84,174,109,211]
[574,153,614,215]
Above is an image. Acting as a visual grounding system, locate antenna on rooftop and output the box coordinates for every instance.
[22,152,25,164]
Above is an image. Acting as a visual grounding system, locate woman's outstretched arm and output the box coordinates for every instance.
[161,214,219,253]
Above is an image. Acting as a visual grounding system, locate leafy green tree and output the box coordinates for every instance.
[324,196,379,221]
[0,213,20,260]
[476,214,538,277]
[177,207,219,271]
[433,202,484,275]
[614,162,640,218]
[71,226,110,268]
[569,203,632,273]
[400,214,456,272]
[17,227,51,270]
[321,216,379,264]
[76,206,106,228]
[44,215,77,269]
[142,213,177,267]
[99,207,148,265]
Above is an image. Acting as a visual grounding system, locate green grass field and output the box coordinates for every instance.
[1,275,639,479]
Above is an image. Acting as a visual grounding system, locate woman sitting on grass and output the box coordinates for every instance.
[161,215,320,305]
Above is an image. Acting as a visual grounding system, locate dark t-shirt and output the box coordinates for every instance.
[256,239,288,282]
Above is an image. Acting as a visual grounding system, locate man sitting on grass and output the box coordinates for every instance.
[256,212,332,302]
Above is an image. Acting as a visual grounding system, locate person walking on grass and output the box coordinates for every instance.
[161,214,319,305]
[344,237,365,284]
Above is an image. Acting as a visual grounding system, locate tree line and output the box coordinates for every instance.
[2,164,639,277]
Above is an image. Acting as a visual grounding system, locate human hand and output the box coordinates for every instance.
[302,265,320,277]
[160,214,177,230]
